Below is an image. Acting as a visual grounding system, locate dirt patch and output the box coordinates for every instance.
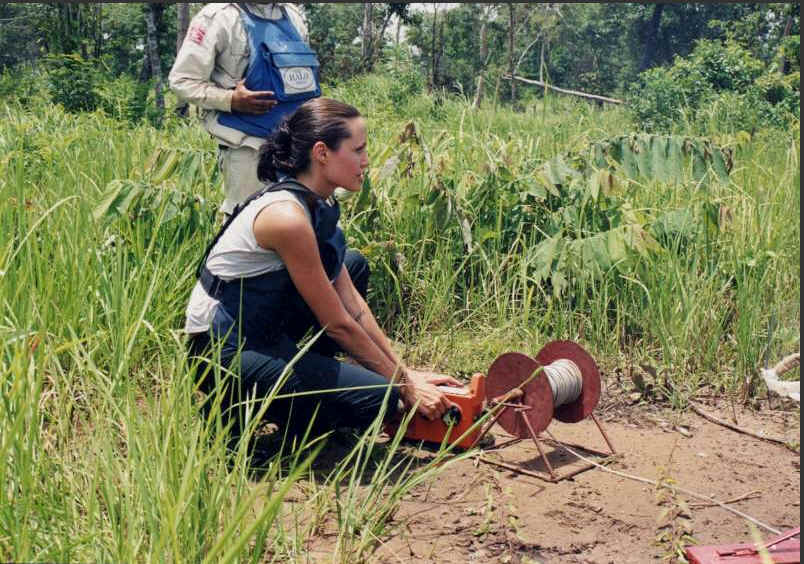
[272,388,799,563]
[365,398,800,563]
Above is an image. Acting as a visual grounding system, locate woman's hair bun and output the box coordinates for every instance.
[273,123,291,147]
[257,98,361,183]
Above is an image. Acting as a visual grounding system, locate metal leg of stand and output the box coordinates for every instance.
[519,410,557,481]
[590,412,616,454]
[469,403,511,449]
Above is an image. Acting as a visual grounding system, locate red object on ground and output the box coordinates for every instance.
[685,528,800,563]
[386,373,486,449]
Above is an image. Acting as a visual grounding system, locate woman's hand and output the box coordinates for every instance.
[407,368,462,388]
[401,369,462,421]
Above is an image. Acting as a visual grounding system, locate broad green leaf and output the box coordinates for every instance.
[606,227,629,264]
[93,179,127,220]
[650,135,670,182]
[353,174,373,213]
[634,136,652,178]
[710,148,730,182]
[476,226,498,243]
[93,179,144,220]
[531,236,560,283]
[523,184,547,201]
[619,137,639,178]
[667,137,684,180]
[151,150,180,184]
[583,233,611,271]
[691,144,708,182]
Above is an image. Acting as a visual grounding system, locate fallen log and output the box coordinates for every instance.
[502,74,624,105]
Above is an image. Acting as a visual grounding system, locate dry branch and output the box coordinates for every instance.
[688,401,798,452]
[689,490,761,509]
[502,74,623,105]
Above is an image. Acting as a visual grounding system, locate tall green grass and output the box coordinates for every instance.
[0,72,799,561]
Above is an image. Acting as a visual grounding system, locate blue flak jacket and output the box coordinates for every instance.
[198,180,346,351]
[218,4,322,138]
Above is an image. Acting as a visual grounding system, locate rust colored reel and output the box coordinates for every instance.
[485,341,601,437]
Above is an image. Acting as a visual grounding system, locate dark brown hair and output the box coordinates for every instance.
[257,98,361,182]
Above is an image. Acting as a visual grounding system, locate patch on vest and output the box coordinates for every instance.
[279,67,315,94]
[188,24,206,45]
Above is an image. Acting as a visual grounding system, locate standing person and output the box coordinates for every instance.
[169,3,321,216]
[186,98,459,445]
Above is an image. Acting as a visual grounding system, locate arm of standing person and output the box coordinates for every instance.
[254,201,453,420]
[168,6,277,114]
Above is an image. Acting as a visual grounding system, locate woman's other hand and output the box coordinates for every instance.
[407,368,462,388]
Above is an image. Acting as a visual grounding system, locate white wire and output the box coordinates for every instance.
[544,359,583,407]
[544,429,783,536]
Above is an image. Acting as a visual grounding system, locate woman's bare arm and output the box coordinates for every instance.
[253,202,451,419]
[333,269,459,380]
[333,265,463,407]
[254,202,395,374]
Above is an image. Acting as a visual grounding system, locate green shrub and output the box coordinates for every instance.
[95,73,151,123]
[779,34,800,72]
[43,53,99,113]
[628,39,797,133]
[627,66,689,131]
[0,64,49,108]
[387,68,424,112]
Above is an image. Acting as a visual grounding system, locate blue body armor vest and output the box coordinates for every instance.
[197,180,346,350]
[217,5,322,138]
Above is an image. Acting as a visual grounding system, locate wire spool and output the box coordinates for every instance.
[536,341,601,425]
[485,341,602,437]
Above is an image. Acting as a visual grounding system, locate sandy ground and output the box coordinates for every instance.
[279,390,800,563]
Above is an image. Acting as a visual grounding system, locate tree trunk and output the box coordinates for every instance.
[94,3,102,59]
[430,3,438,91]
[361,2,373,71]
[373,10,394,67]
[145,3,164,121]
[176,3,190,53]
[779,7,794,75]
[507,3,516,102]
[639,3,664,72]
[539,39,545,82]
[394,11,401,71]
[175,3,191,117]
[436,7,445,88]
[473,16,489,108]
[78,5,88,59]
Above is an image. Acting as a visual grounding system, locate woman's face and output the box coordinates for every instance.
[323,117,369,192]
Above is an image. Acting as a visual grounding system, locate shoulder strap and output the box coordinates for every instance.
[195,178,317,280]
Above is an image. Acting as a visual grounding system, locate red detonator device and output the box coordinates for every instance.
[386,373,486,449]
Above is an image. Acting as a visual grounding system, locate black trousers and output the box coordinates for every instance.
[188,250,400,440]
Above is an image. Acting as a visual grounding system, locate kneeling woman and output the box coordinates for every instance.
[186,98,457,440]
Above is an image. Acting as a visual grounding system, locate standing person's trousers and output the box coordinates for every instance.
[218,144,263,216]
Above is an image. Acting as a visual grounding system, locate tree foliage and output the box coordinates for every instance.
[628,38,800,132]
[0,2,798,132]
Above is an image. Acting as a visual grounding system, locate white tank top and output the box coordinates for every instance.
[184,189,309,334]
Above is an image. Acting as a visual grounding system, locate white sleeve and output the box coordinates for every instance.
[168,5,234,112]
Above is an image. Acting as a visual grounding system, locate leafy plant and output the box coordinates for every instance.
[93,146,219,249]
[655,474,697,562]
[43,53,99,113]
[520,133,732,297]
[629,39,799,132]
[95,73,151,123]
